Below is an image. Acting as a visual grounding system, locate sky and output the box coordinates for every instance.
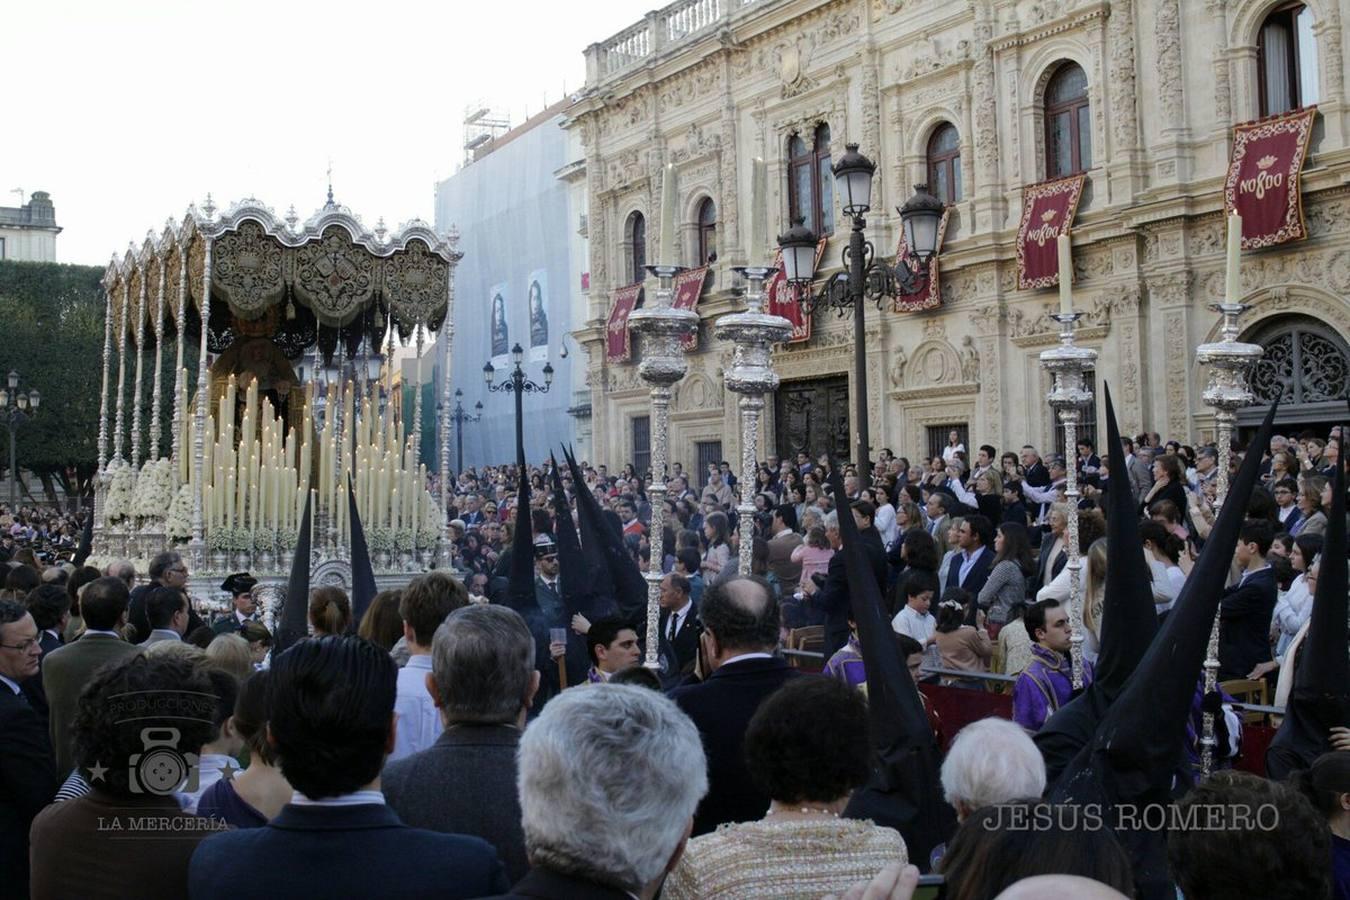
[3,0,649,266]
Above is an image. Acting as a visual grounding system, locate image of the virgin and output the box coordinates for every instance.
[491,294,508,357]
[529,281,548,348]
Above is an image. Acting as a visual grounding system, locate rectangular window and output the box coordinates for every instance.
[926,425,970,464]
[1051,369,1098,455]
[1049,112,1073,177]
[1077,106,1092,170]
[0,236,6,259]
[632,415,651,477]
[695,441,722,491]
[817,155,835,236]
[791,164,815,233]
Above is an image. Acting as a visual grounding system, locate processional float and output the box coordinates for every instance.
[93,195,462,588]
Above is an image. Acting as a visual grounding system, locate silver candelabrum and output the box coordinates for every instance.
[1196,301,1263,778]
[627,264,699,669]
[717,267,792,575]
[1039,312,1098,689]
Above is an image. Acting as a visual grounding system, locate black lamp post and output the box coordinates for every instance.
[483,343,553,464]
[448,388,483,478]
[779,142,944,485]
[0,370,41,510]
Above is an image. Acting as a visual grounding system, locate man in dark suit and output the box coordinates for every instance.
[484,681,706,900]
[815,502,888,661]
[41,576,142,777]
[946,514,995,598]
[22,584,70,721]
[190,636,508,899]
[383,605,538,883]
[764,504,804,588]
[923,493,952,554]
[1218,519,1279,681]
[658,573,700,674]
[0,600,57,900]
[669,575,798,835]
[211,572,258,636]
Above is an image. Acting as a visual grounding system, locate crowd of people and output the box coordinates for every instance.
[0,407,1347,900]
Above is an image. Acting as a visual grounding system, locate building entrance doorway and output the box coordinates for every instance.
[775,375,850,464]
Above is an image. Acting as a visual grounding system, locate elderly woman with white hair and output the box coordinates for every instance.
[940,717,1047,822]
[509,684,708,898]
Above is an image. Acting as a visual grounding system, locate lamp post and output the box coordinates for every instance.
[1,371,41,510]
[718,269,792,575]
[1196,301,1263,777]
[483,343,553,468]
[448,388,483,478]
[779,143,945,486]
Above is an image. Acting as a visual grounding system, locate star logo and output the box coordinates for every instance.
[88,761,108,782]
[219,761,239,781]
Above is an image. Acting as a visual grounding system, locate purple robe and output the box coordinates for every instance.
[1012,644,1092,732]
[824,636,868,689]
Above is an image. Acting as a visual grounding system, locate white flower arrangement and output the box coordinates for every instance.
[165,484,195,541]
[206,527,232,553]
[276,526,299,551]
[226,527,253,553]
[368,525,396,553]
[253,527,277,554]
[132,458,176,521]
[103,459,135,523]
[394,528,414,553]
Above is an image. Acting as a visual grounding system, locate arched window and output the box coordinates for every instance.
[926,123,962,204]
[1247,316,1350,408]
[697,198,717,266]
[787,124,834,236]
[1258,3,1320,116]
[626,212,646,282]
[1044,63,1092,177]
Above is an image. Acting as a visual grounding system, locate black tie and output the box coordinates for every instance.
[668,613,678,642]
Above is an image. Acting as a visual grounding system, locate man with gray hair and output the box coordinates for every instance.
[940,717,1046,821]
[128,550,203,640]
[484,684,706,899]
[382,604,539,883]
[101,559,136,590]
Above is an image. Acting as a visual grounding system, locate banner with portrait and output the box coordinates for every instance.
[527,269,549,361]
[1015,174,1085,291]
[766,236,829,345]
[1224,106,1317,249]
[671,266,708,352]
[606,282,643,363]
[891,207,952,313]
[488,282,510,362]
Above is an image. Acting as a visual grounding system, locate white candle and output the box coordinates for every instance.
[659,163,678,266]
[1057,231,1073,315]
[749,157,766,267]
[1225,211,1242,302]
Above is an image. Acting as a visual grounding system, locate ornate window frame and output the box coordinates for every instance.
[622,209,647,283]
[1042,61,1093,177]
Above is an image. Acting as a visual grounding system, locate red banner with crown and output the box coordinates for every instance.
[1016,175,1085,291]
[892,207,951,313]
[1224,106,1317,249]
[605,282,643,363]
[671,266,708,352]
[766,237,830,344]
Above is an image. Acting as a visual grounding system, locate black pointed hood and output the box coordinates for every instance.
[1038,384,1158,783]
[507,447,536,615]
[562,444,644,621]
[549,452,597,620]
[347,474,377,631]
[275,488,312,657]
[1268,406,1348,778]
[829,464,956,869]
[1046,402,1277,900]
[73,508,93,568]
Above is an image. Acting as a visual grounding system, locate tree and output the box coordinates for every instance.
[0,260,197,508]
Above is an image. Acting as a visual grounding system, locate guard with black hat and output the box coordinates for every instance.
[213,572,259,635]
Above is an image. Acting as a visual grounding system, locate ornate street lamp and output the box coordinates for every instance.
[1,370,40,510]
[448,388,484,478]
[484,343,553,468]
[779,143,944,485]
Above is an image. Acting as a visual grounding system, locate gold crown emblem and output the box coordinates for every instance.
[1041,209,1058,223]
[1256,154,1278,170]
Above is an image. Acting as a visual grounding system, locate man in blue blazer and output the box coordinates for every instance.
[945,514,995,598]
[1218,519,1279,681]
[669,575,798,836]
[189,636,508,900]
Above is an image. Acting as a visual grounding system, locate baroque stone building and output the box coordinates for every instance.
[561,0,1350,476]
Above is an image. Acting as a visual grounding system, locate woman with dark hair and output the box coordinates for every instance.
[977,522,1035,629]
[1141,520,1188,599]
[357,590,404,651]
[196,671,294,827]
[701,511,733,587]
[938,800,1134,900]
[1001,451,1024,484]
[1140,452,1189,517]
[308,586,351,637]
[932,589,992,687]
[756,466,778,501]
[665,677,906,898]
[870,484,899,549]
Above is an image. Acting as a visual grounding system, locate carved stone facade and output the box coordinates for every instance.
[563,0,1350,470]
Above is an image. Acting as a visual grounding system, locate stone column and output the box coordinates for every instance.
[150,256,167,460]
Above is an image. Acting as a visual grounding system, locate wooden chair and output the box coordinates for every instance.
[1220,678,1271,725]
[786,626,824,669]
